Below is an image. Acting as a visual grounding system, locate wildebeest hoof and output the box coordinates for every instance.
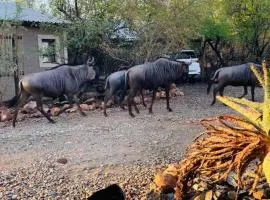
[80,112,87,116]
[168,108,173,112]
[50,120,56,124]
[129,113,135,118]
[149,110,153,114]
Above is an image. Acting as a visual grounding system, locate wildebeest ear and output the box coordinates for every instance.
[87,57,95,66]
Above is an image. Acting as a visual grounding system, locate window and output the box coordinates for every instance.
[40,38,56,63]
[38,34,67,68]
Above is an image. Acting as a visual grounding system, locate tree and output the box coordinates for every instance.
[46,0,210,72]
[226,0,270,61]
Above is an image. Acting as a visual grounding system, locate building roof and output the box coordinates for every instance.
[0,1,65,24]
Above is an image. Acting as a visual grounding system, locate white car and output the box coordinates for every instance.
[174,50,201,81]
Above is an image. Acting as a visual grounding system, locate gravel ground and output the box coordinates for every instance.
[0,83,263,199]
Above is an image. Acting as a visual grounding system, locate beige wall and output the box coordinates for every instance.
[0,26,66,100]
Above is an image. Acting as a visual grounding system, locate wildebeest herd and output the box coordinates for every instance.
[4,56,262,127]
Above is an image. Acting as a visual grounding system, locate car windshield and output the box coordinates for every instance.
[175,51,196,59]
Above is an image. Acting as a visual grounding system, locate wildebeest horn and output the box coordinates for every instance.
[87,57,95,66]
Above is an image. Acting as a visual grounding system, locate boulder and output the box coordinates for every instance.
[0,109,13,122]
[66,106,78,113]
[21,101,37,114]
[156,92,161,99]
[80,104,90,112]
[50,107,61,116]
[160,91,166,99]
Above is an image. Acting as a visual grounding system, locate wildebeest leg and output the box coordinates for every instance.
[149,90,157,114]
[219,86,224,96]
[12,91,30,127]
[140,90,147,108]
[165,86,172,112]
[133,99,140,114]
[35,95,55,123]
[211,85,224,106]
[238,86,248,98]
[103,89,114,117]
[251,85,255,101]
[74,95,86,116]
[127,89,137,117]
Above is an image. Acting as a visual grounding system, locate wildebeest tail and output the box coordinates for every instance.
[207,69,221,94]
[104,76,110,91]
[3,81,23,108]
[124,70,129,95]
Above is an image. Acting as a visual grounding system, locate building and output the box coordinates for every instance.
[0,1,67,100]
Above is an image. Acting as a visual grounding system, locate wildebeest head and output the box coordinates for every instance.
[181,62,189,74]
[84,57,97,80]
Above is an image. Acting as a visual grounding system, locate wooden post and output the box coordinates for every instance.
[12,26,19,96]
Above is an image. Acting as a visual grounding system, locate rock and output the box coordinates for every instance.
[156,92,161,99]
[170,83,177,89]
[160,91,166,99]
[43,106,50,113]
[22,101,37,114]
[227,172,238,187]
[29,113,42,118]
[80,104,89,112]
[177,91,184,96]
[89,104,97,110]
[0,109,13,121]
[134,97,141,104]
[66,106,78,113]
[169,89,177,97]
[100,102,105,109]
[144,97,152,103]
[56,158,68,164]
[227,191,236,199]
[62,104,71,110]
[50,107,61,116]
[106,100,113,107]
[83,97,96,105]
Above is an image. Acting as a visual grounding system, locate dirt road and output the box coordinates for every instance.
[0,83,263,199]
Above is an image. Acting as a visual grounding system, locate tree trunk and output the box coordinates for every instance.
[200,39,207,81]
[12,28,19,96]
[206,39,226,67]
[74,0,80,18]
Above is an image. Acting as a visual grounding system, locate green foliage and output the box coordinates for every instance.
[225,0,270,58]
[200,18,232,41]
[28,0,270,68]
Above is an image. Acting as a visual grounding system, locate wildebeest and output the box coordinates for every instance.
[12,57,97,127]
[103,70,146,117]
[207,62,262,105]
[87,184,125,200]
[125,58,188,117]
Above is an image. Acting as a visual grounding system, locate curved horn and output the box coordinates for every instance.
[87,57,95,66]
